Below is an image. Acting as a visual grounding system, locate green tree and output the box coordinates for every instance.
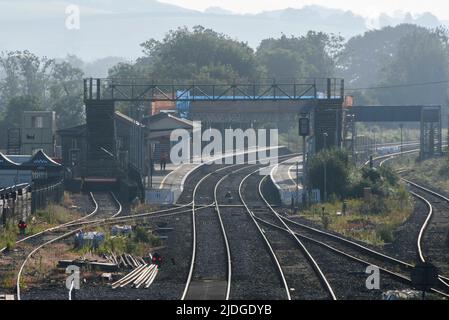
[138,25,262,82]
[0,51,85,133]
[376,27,449,106]
[0,95,42,146]
[0,50,54,103]
[49,61,85,128]
[307,148,351,199]
[2,95,42,129]
[337,24,426,89]
[256,31,343,80]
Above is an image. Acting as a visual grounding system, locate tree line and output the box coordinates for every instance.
[1,23,449,147]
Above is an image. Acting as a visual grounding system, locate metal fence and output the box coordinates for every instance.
[0,180,64,226]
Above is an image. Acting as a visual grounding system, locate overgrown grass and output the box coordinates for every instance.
[132,203,160,215]
[295,190,413,246]
[36,204,74,225]
[74,225,162,257]
[390,154,449,195]
[0,221,18,250]
[0,201,80,248]
[1,270,18,289]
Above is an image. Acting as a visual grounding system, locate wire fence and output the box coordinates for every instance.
[0,180,64,226]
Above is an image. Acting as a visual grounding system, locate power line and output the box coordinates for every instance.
[346,79,449,91]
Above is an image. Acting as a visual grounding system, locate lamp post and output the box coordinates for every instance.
[296,161,300,211]
[298,114,310,207]
[323,132,328,203]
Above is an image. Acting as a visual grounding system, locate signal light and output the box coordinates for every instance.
[152,253,162,266]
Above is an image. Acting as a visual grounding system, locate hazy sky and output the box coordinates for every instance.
[160,0,449,19]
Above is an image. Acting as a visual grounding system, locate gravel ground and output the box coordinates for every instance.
[193,207,227,280]
[22,209,193,300]
[302,237,411,300]
[220,205,286,300]
[0,192,95,295]
[240,172,331,300]
[215,165,288,300]
[383,197,427,264]
[400,181,449,278]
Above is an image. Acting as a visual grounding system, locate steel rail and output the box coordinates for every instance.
[180,162,246,300]
[180,153,299,300]
[0,192,99,253]
[254,214,449,299]
[209,154,299,300]
[238,170,292,300]
[374,150,449,288]
[15,192,122,300]
[257,174,337,300]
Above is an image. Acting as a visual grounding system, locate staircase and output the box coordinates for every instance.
[85,100,120,178]
[7,128,21,155]
[153,142,171,162]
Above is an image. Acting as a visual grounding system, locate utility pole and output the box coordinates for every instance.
[323,132,328,203]
[296,161,300,210]
[298,114,310,207]
[302,135,307,206]
[400,123,404,156]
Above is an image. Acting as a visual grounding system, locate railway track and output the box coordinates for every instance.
[181,163,242,300]
[14,192,123,300]
[377,152,449,291]
[3,149,293,300]
[239,164,336,300]
[268,152,449,298]
[181,152,297,300]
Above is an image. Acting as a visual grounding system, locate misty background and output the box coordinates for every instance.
[1,0,449,148]
[0,0,446,64]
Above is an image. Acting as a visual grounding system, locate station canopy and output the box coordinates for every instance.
[0,153,20,169]
[21,150,62,170]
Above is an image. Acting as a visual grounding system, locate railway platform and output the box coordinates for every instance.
[148,146,286,204]
[270,155,303,205]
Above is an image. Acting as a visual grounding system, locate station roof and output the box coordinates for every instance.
[58,111,146,138]
[146,112,193,139]
[0,150,61,170]
[0,153,20,169]
[115,111,145,128]
[21,150,62,168]
[7,155,32,164]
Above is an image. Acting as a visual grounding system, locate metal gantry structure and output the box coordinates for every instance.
[82,78,345,182]
[83,78,345,102]
[345,105,442,161]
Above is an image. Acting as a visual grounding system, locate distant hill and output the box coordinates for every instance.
[0,1,445,60]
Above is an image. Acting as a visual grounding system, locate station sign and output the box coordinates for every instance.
[145,188,174,205]
[411,261,439,292]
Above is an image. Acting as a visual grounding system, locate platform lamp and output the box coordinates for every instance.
[323,132,328,203]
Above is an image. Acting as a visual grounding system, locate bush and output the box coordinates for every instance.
[321,214,331,230]
[37,204,72,225]
[358,196,388,215]
[0,222,18,250]
[377,224,394,243]
[307,148,351,199]
[134,226,149,243]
